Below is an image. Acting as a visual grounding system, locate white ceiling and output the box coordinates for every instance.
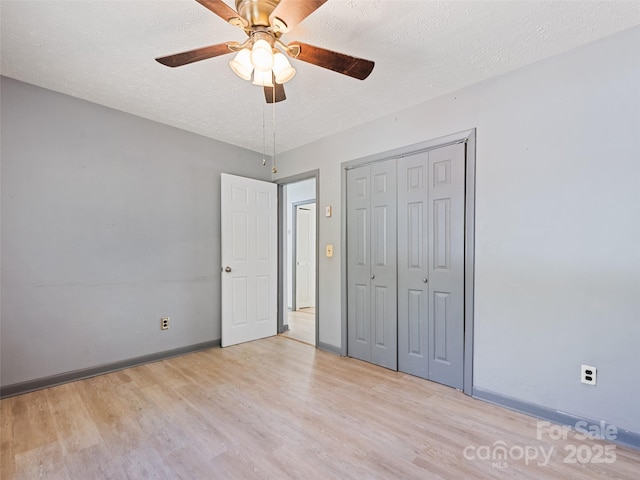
[2,0,639,154]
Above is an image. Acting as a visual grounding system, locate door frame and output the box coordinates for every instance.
[341,129,476,395]
[275,170,320,346]
[292,200,316,312]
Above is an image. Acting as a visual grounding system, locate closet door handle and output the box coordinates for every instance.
[423,278,428,283]
[371,274,375,280]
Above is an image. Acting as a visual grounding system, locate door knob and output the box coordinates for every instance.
[423,278,428,283]
[371,274,375,280]
[225,266,232,273]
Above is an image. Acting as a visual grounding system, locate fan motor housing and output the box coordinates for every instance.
[236,0,280,27]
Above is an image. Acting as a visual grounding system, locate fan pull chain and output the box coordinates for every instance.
[272,86,277,174]
[261,100,267,166]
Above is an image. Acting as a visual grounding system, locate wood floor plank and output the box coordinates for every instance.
[62,443,128,479]
[282,310,316,345]
[45,383,101,456]
[1,396,17,479]
[1,336,639,479]
[120,444,176,479]
[9,389,58,455]
[13,441,70,480]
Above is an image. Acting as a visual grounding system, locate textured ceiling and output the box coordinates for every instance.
[2,0,640,154]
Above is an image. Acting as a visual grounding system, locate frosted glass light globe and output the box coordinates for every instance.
[251,39,274,71]
[272,52,296,84]
[252,68,274,87]
[229,48,253,81]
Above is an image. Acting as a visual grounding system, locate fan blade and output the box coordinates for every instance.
[156,43,232,67]
[287,42,374,80]
[195,0,248,28]
[264,82,286,103]
[270,0,328,33]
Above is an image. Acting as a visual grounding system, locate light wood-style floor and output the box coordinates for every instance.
[1,336,638,479]
[281,308,316,345]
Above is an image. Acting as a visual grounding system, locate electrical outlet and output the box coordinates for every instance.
[161,317,170,330]
[581,364,596,385]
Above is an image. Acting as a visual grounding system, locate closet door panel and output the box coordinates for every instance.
[398,152,430,378]
[347,168,371,362]
[428,143,465,389]
[370,159,397,370]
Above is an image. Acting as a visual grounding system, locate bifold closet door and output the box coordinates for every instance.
[347,159,397,370]
[347,166,371,363]
[398,143,465,389]
[397,152,430,379]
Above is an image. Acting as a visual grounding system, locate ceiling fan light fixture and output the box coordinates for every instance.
[272,52,296,84]
[229,48,253,81]
[156,0,375,103]
[252,68,274,87]
[251,39,274,71]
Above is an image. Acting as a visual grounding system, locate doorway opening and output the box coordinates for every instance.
[277,175,318,346]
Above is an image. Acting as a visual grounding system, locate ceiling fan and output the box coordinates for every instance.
[155,0,375,103]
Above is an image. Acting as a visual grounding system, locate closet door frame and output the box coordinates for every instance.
[341,129,476,396]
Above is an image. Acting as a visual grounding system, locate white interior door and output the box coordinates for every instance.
[295,204,316,309]
[221,173,277,347]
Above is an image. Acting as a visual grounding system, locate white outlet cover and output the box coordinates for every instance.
[581,364,597,385]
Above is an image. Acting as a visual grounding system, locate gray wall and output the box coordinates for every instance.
[272,26,640,434]
[0,77,270,387]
